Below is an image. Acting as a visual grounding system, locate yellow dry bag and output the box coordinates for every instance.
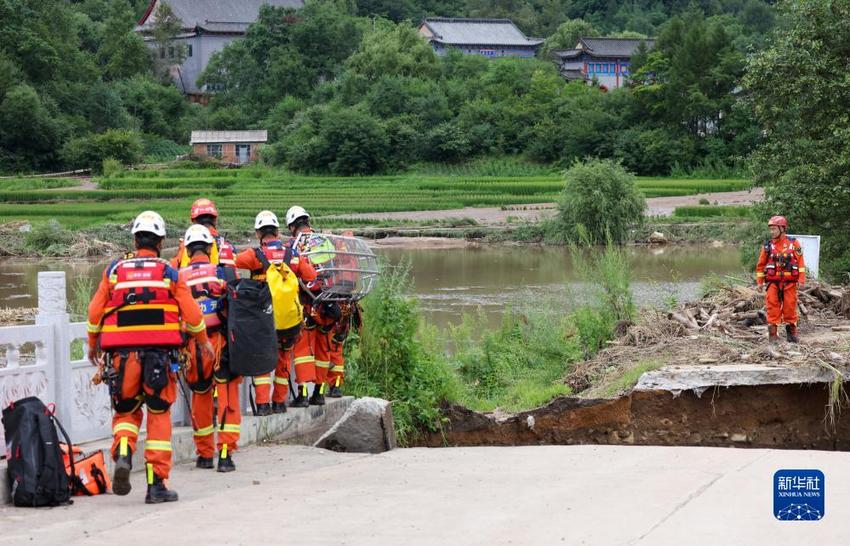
[254,248,303,332]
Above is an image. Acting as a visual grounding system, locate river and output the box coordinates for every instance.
[0,243,744,329]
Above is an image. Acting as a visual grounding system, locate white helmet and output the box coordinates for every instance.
[285,205,310,227]
[131,211,166,237]
[254,210,280,230]
[183,224,214,246]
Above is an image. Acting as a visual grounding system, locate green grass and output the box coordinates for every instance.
[0,167,751,229]
[673,205,753,218]
[600,359,664,398]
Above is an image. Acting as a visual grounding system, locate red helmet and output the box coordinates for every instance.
[768,215,787,228]
[190,198,218,220]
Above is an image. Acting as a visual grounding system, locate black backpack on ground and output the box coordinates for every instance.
[226,278,278,376]
[2,397,74,507]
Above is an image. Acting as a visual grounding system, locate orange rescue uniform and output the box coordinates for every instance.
[235,239,317,404]
[179,254,241,458]
[87,249,208,480]
[756,235,806,326]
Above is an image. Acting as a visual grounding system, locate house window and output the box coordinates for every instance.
[206,144,222,158]
[160,47,165,59]
[596,63,602,73]
[188,44,193,57]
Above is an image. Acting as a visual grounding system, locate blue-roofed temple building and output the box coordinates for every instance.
[553,37,655,90]
[135,0,303,102]
[418,18,543,58]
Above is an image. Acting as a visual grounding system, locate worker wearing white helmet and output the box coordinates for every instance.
[87,211,213,504]
[178,224,241,473]
[285,206,348,402]
[234,211,319,414]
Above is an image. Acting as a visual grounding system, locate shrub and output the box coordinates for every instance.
[60,129,143,171]
[102,158,122,178]
[345,263,460,444]
[555,159,646,245]
[281,105,389,175]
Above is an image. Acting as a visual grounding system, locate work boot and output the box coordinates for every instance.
[272,401,287,414]
[786,324,800,343]
[196,456,214,469]
[112,453,133,496]
[256,403,272,416]
[217,452,236,473]
[768,324,780,344]
[145,474,178,504]
[309,383,326,406]
[328,385,343,398]
[290,385,310,408]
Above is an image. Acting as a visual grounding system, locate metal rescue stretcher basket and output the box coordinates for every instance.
[297,233,379,302]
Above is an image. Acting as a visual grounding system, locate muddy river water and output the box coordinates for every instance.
[0,243,744,329]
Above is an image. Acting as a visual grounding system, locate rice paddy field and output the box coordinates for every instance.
[0,168,751,230]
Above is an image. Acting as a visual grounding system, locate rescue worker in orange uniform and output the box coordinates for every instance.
[87,211,213,504]
[756,215,806,343]
[285,206,344,403]
[171,198,238,281]
[179,225,240,473]
[235,211,318,414]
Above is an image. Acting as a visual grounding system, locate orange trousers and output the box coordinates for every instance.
[184,331,242,457]
[253,327,317,404]
[315,327,346,388]
[766,282,798,325]
[109,350,176,480]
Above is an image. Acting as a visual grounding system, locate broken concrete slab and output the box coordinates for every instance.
[634,363,837,393]
[314,397,396,453]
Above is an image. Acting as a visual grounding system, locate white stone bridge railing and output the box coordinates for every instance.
[0,272,188,451]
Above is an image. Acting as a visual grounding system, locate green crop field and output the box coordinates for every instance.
[0,169,751,230]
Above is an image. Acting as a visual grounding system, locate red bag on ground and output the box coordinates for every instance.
[60,443,111,496]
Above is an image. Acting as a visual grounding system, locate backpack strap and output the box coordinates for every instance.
[45,408,75,502]
[254,247,271,270]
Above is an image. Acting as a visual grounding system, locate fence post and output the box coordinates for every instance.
[35,272,72,420]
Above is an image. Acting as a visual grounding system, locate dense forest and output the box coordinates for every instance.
[0,0,775,175]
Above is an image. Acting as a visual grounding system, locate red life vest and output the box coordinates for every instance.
[216,236,237,275]
[763,237,801,283]
[179,261,225,330]
[251,241,291,281]
[100,257,183,349]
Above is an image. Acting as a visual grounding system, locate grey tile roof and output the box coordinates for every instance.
[137,0,303,33]
[577,37,655,57]
[191,130,268,144]
[560,69,585,80]
[552,49,582,59]
[420,18,543,47]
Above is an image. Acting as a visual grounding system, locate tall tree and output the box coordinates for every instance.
[745,0,850,279]
[539,18,597,57]
[150,1,187,81]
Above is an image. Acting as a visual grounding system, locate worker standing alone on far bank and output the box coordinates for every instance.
[756,215,806,343]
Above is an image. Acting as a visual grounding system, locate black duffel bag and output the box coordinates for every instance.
[226,278,278,376]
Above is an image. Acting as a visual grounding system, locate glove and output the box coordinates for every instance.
[200,341,216,363]
[88,346,103,367]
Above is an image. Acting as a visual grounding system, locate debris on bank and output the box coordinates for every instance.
[569,281,850,398]
[0,307,37,326]
[0,221,122,258]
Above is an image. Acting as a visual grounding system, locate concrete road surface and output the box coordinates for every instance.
[1,444,847,545]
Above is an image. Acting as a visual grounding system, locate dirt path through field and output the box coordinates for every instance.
[327,188,764,225]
